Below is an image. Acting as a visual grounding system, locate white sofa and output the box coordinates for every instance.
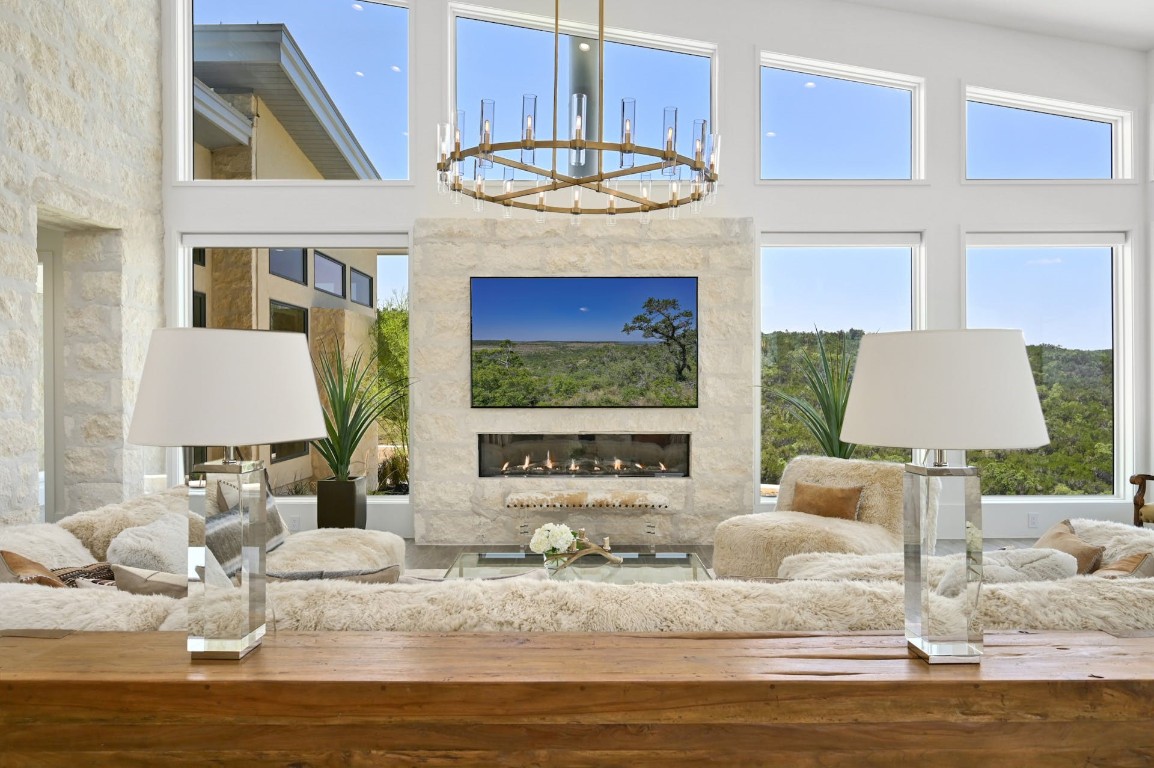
[2,491,1153,636]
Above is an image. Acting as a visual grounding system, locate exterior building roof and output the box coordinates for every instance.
[193,23,379,180]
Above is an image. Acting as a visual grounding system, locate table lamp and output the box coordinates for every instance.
[841,329,1048,664]
[129,328,325,659]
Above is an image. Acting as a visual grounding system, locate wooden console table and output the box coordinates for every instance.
[2,630,1153,766]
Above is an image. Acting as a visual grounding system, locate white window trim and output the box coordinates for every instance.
[173,0,414,186]
[757,234,926,504]
[963,231,1133,501]
[758,51,925,183]
[447,3,719,148]
[963,85,1133,182]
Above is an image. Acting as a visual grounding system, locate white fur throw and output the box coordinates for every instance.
[935,548,1077,597]
[0,583,182,632]
[266,528,405,574]
[106,512,189,575]
[58,486,190,560]
[0,523,95,569]
[1069,518,1154,563]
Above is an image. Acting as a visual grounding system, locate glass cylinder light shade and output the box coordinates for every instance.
[662,106,678,175]
[693,119,707,165]
[570,93,587,166]
[706,133,720,204]
[522,93,537,165]
[436,122,452,194]
[473,161,486,212]
[620,97,636,169]
[502,166,515,218]
[639,172,653,210]
[478,99,494,168]
[451,109,466,202]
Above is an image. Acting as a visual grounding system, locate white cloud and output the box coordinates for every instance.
[391,65,402,73]
[579,307,589,312]
[804,82,817,88]
[1027,257,1063,266]
[352,3,363,10]
[355,71,364,77]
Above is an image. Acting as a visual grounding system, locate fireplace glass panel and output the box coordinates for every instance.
[479,433,690,478]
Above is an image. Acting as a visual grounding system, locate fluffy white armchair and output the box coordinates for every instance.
[713,456,939,580]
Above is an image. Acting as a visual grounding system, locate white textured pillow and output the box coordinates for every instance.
[107,512,188,574]
[936,547,1077,598]
[0,524,95,569]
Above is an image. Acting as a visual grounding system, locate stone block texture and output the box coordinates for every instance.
[0,1,163,522]
[410,218,759,545]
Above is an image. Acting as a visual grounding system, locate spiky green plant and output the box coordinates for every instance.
[771,330,858,459]
[312,346,409,481]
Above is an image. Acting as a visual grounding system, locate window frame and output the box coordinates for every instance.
[350,267,374,307]
[962,231,1133,500]
[178,0,414,186]
[962,86,1133,182]
[269,298,310,338]
[269,247,309,286]
[757,51,925,184]
[313,250,347,298]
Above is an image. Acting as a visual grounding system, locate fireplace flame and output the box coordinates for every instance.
[659,462,667,471]
[545,451,553,470]
[570,459,578,472]
[501,461,510,472]
[522,455,531,470]
[613,458,622,471]
[635,463,644,470]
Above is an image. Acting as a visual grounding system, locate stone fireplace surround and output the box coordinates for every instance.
[409,218,758,545]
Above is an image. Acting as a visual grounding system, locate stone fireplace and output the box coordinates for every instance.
[409,218,757,545]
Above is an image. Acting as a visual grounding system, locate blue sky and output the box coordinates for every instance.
[194,0,409,179]
[472,277,697,342]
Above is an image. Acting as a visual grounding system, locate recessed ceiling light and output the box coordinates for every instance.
[804,81,817,88]
[578,42,591,52]
[391,65,401,73]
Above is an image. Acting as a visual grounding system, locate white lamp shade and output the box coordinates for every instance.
[128,328,326,447]
[840,329,1049,451]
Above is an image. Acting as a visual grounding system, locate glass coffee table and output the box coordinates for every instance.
[443,551,713,584]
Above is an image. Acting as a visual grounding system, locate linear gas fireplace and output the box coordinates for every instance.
[479,433,690,478]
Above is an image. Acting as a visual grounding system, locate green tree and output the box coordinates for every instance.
[622,297,697,382]
[374,290,410,451]
[472,340,547,406]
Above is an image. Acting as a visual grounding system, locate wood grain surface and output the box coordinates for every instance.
[2,630,1153,767]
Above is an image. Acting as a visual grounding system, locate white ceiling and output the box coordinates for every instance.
[834,0,1154,51]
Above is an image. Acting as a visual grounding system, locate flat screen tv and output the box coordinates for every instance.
[471,276,698,408]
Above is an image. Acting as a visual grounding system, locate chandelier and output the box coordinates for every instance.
[436,0,719,217]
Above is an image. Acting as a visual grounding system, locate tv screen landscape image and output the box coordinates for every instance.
[471,276,699,408]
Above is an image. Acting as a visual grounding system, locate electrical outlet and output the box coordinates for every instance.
[288,514,300,532]
[1027,513,1040,529]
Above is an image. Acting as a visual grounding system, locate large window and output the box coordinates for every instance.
[455,14,711,180]
[191,0,408,181]
[760,53,920,180]
[351,268,374,307]
[966,240,1116,495]
[760,243,914,485]
[268,300,310,463]
[965,87,1128,180]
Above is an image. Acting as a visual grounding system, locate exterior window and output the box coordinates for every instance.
[965,88,1127,180]
[268,298,309,463]
[192,248,206,267]
[455,15,711,180]
[351,268,374,307]
[966,245,1115,495]
[269,299,308,336]
[760,54,919,180]
[269,247,307,285]
[192,291,207,328]
[191,0,409,180]
[760,245,913,485]
[314,251,345,297]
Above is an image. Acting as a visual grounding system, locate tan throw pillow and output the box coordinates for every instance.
[1032,520,1104,575]
[267,564,401,585]
[1094,553,1154,579]
[0,551,67,588]
[790,482,863,521]
[111,564,188,598]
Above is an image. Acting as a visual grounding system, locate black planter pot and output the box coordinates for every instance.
[316,476,367,529]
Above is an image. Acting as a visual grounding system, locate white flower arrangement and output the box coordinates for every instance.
[529,522,576,556]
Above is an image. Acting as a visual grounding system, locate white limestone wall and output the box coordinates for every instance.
[410,217,758,545]
[0,1,164,522]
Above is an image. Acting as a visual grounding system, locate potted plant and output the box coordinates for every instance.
[312,345,408,528]
[770,329,857,459]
